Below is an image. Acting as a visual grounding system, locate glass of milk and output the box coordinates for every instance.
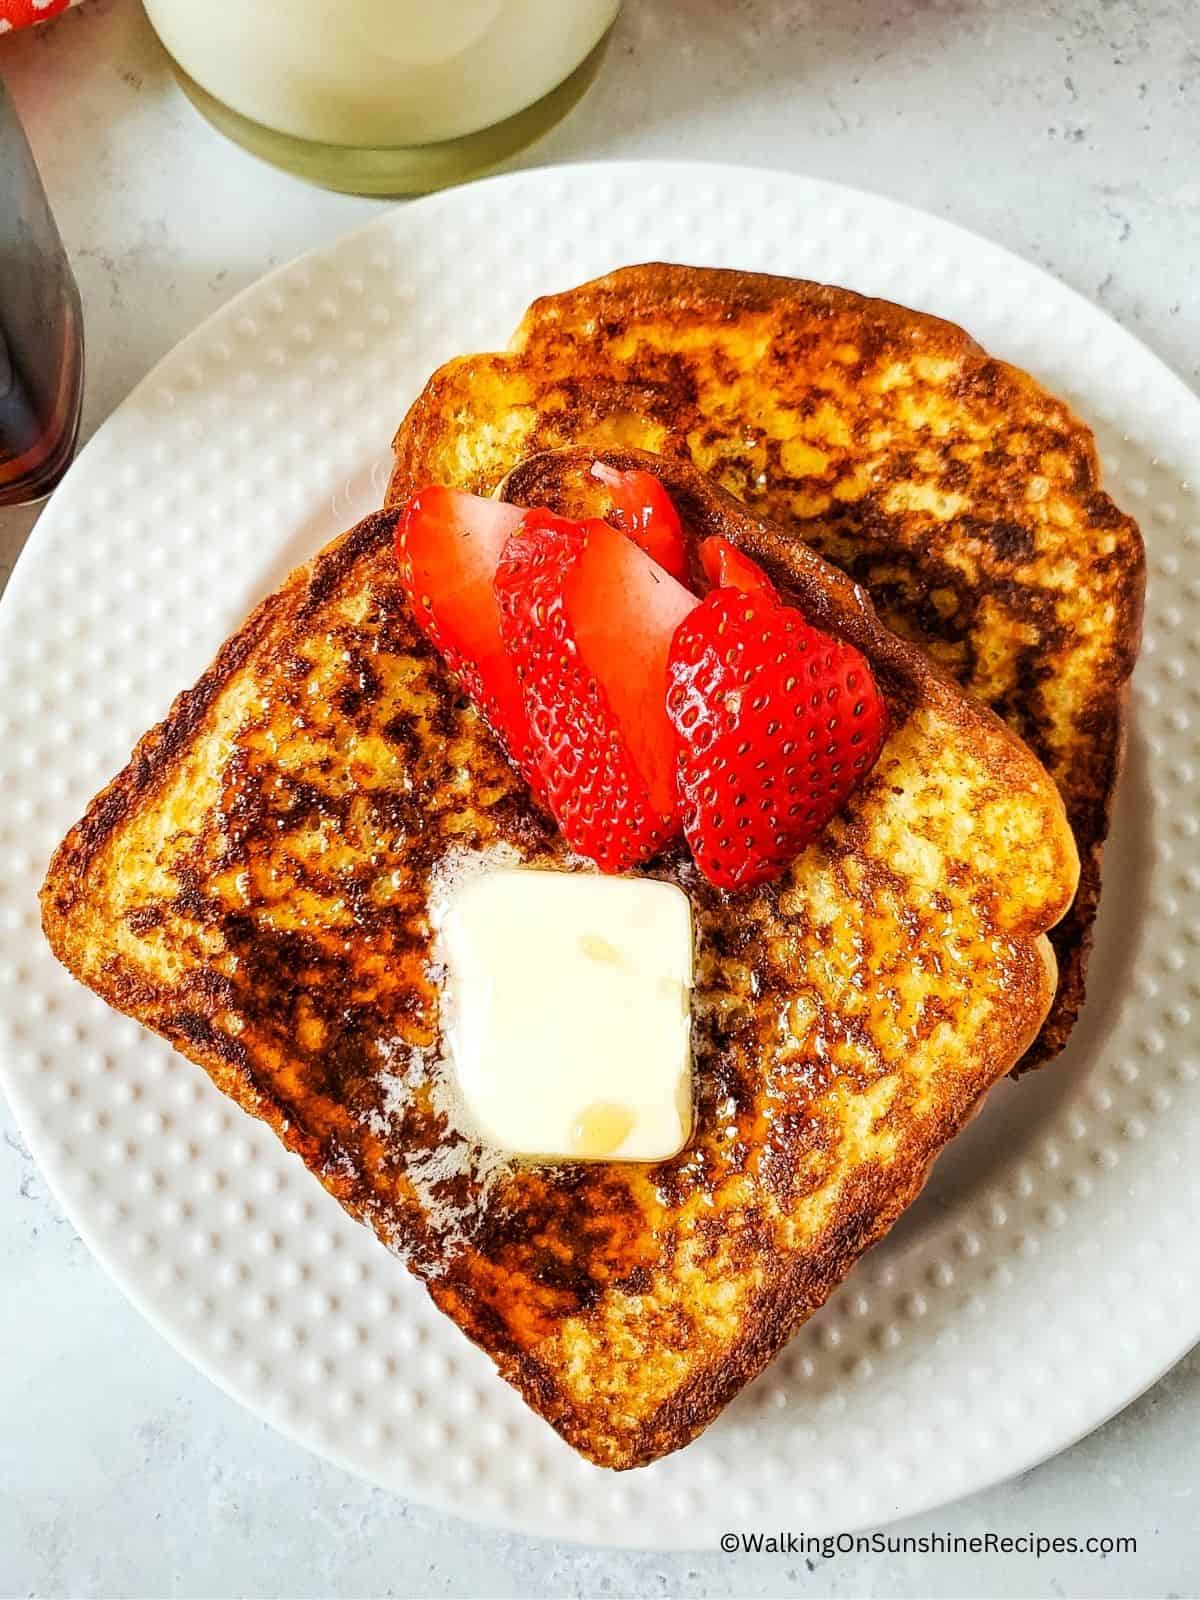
[142,0,621,195]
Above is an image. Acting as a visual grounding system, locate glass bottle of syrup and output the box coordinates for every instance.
[0,81,83,507]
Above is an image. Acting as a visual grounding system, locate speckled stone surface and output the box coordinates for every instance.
[1,1,1198,1595]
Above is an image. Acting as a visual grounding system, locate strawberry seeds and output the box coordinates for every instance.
[395,469,887,889]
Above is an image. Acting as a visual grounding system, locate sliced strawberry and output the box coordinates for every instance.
[394,487,542,791]
[667,589,887,890]
[590,461,690,585]
[698,535,778,600]
[567,521,699,819]
[496,514,698,873]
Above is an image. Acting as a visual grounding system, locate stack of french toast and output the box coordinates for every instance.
[41,265,1144,1468]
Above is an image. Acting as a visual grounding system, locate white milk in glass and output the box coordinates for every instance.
[143,0,620,150]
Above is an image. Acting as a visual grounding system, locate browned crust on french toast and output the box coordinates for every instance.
[390,264,1145,1068]
[42,457,1077,1470]
[39,514,409,1212]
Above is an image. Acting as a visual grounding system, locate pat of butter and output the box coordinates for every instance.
[438,870,693,1161]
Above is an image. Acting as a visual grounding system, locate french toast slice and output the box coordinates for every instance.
[42,450,1078,1469]
[389,265,1145,1067]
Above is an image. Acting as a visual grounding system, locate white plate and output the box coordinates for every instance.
[1,162,1196,1549]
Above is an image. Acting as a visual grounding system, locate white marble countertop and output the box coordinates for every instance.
[2,1,1197,1595]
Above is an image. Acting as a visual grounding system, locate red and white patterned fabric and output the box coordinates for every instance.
[0,0,80,35]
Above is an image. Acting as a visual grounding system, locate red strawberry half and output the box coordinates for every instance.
[496,513,698,873]
[667,582,887,891]
[395,487,543,790]
[591,461,690,584]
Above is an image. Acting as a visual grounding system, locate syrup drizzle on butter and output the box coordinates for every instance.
[571,1101,637,1158]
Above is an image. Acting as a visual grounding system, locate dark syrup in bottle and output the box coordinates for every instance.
[0,83,83,506]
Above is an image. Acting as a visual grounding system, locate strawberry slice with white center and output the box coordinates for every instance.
[590,461,691,585]
[496,512,698,873]
[394,486,543,791]
[667,562,887,891]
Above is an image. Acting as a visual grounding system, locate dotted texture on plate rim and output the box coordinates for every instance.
[0,163,1197,1550]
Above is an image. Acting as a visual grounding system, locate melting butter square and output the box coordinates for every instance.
[438,870,693,1161]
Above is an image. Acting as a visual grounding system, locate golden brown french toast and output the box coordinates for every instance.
[389,265,1144,1066]
[42,448,1078,1468]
